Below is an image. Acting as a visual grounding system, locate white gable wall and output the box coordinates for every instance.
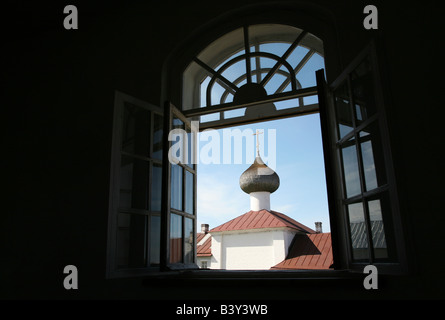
[210,228,299,270]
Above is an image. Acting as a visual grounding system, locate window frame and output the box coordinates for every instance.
[316,41,410,275]
[182,24,324,130]
[106,91,163,278]
[107,35,411,280]
[160,102,198,271]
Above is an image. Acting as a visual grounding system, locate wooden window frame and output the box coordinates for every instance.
[107,41,411,280]
[106,91,163,278]
[316,41,410,275]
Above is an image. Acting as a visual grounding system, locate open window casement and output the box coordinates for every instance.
[160,103,198,270]
[107,36,410,278]
[316,41,409,274]
[107,91,163,278]
[107,95,198,277]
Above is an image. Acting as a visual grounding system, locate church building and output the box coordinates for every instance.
[197,148,333,270]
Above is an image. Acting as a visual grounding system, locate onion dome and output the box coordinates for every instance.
[239,156,280,194]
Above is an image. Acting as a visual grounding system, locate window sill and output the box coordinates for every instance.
[140,269,364,287]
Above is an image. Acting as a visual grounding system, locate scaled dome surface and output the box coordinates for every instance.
[239,156,280,194]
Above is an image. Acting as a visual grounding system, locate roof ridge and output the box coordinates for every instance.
[269,210,316,233]
[209,210,253,232]
[210,209,315,232]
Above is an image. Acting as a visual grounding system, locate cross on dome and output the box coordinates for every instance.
[253,130,263,157]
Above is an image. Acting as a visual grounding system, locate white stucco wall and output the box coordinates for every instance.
[210,228,298,270]
[249,191,270,211]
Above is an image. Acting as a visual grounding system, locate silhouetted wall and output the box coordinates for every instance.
[3,0,444,300]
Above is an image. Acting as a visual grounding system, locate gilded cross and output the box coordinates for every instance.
[253,130,263,157]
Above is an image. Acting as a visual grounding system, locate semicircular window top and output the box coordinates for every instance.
[182,24,325,128]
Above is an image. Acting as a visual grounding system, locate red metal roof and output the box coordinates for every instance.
[197,232,206,244]
[197,233,212,257]
[209,209,315,233]
[271,233,333,270]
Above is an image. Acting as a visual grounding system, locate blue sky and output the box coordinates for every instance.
[196,113,330,232]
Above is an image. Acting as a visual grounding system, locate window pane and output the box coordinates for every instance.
[341,138,361,198]
[220,59,246,83]
[184,217,194,264]
[359,122,387,191]
[170,214,182,263]
[200,112,220,123]
[119,155,149,210]
[224,108,246,118]
[173,116,184,129]
[116,213,147,268]
[368,199,388,259]
[259,56,277,69]
[171,117,185,164]
[360,139,377,191]
[200,76,211,108]
[150,163,162,212]
[274,98,299,110]
[351,57,377,125]
[150,215,161,265]
[211,81,226,106]
[334,82,353,140]
[264,73,287,95]
[171,164,183,211]
[296,52,324,88]
[122,103,151,157]
[348,202,369,260]
[185,126,194,168]
[185,170,194,215]
[152,113,163,160]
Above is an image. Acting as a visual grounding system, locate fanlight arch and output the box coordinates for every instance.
[182,24,324,127]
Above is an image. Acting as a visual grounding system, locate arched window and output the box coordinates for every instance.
[107,6,410,277]
[182,24,325,128]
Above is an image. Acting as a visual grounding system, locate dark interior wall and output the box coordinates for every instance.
[3,0,444,300]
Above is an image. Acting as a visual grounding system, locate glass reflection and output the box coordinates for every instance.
[185,170,194,215]
[184,218,194,264]
[150,215,161,264]
[122,103,151,157]
[334,82,353,140]
[116,213,146,268]
[170,214,182,263]
[152,113,163,160]
[150,164,162,212]
[170,117,185,164]
[368,199,388,259]
[361,139,378,191]
[359,122,386,191]
[171,164,183,210]
[119,155,149,210]
[348,202,369,260]
[351,57,377,124]
[185,126,194,168]
[341,138,361,198]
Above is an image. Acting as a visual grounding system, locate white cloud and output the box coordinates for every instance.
[197,173,248,229]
